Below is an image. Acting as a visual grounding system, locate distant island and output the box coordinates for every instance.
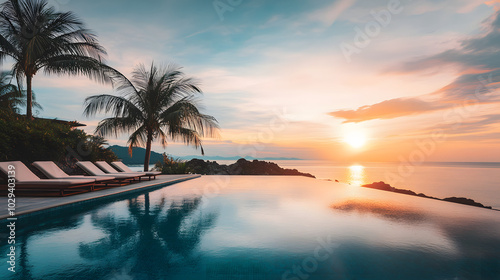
[108,145,303,165]
[362,181,494,210]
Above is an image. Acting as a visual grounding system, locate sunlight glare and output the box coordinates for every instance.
[348,165,365,186]
[344,132,367,148]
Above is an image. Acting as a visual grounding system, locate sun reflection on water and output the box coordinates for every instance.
[348,165,365,186]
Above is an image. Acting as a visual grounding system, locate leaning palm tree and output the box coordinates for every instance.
[0,0,114,119]
[84,62,220,171]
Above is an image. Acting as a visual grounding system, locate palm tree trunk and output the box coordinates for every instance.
[144,131,153,172]
[26,75,33,119]
[145,193,150,216]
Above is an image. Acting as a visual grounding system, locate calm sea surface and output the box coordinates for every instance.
[274,161,500,210]
[131,161,500,209]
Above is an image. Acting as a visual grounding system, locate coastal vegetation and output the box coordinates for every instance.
[0,110,116,163]
[153,154,192,175]
[84,62,220,172]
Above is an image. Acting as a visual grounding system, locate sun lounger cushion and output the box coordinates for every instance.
[33,161,115,182]
[77,162,141,179]
[0,161,94,185]
[111,161,161,175]
[95,161,147,176]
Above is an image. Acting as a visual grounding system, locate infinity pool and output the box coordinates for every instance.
[1,176,499,279]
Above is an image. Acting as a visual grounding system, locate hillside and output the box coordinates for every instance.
[108,145,164,165]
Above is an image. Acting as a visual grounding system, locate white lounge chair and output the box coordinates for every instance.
[95,161,154,181]
[111,161,160,180]
[76,161,144,182]
[32,161,116,186]
[0,161,95,196]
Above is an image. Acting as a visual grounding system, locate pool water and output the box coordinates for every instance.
[1,176,499,279]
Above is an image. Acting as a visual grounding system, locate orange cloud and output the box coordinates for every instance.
[486,0,500,9]
[329,98,446,123]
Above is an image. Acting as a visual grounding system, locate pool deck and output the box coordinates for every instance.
[0,174,200,220]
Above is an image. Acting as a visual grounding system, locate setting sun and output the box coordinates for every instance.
[344,132,367,148]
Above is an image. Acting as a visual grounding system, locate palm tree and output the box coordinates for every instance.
[0,71,22,112]
[0,70,41,113]
[0,0,114,119]
[84,62,220,171]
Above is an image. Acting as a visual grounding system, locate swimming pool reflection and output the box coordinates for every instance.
[78,194,218,279]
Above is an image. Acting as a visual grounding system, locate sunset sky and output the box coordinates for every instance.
[6,0,500,162]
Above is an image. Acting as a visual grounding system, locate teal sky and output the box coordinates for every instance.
[4,0,500,161]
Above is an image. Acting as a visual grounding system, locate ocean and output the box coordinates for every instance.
[129,160,500,209]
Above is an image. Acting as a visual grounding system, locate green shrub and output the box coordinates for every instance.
[154,154,192,174]
[0,111,117,164]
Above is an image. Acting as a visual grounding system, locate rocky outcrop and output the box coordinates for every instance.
[185,159,230,175]
[186,158,315,178]
[362,181,493,209]
[442,197,491,208]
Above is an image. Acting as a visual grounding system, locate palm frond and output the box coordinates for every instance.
[83,94,143,119]
[41,55,113,84]
[127,125,148,155]
[167,127,205,155]
[160,97,220,138]
[0,70,27,113]
[94,117,141,138]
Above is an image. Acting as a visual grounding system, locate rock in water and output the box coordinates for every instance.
[361,181,493,210]
[186,158,315,178]
[443,197,492,209]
